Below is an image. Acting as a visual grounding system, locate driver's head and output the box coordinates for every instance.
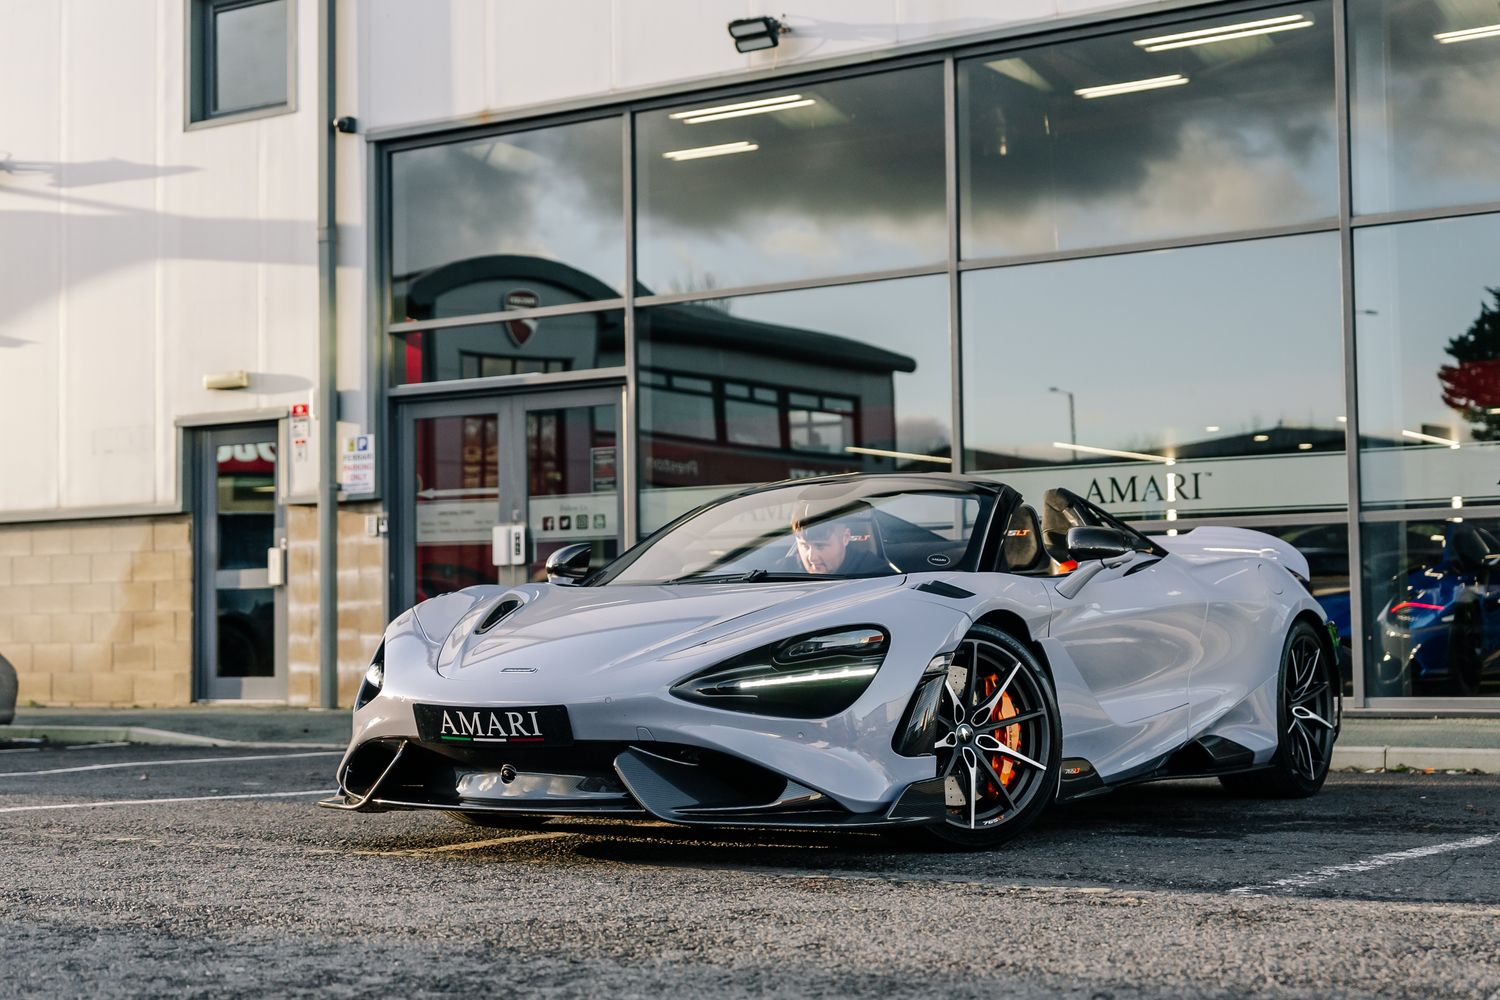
[790,500,863,574]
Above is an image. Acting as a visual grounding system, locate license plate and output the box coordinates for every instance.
[414,704,573,747]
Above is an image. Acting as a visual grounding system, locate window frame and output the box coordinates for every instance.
[185,0,298,130]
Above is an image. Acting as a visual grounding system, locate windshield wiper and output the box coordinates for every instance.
[664,569,825,585]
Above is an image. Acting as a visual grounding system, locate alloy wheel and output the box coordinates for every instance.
[1285,630,1335,781]
[934,636,1054,831]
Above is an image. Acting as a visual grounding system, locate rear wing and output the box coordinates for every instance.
[1150,526,1311,582]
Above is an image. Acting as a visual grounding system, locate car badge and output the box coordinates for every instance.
[503,289,539,346]
[501,666,538,673]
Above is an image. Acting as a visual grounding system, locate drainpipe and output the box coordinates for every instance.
[316,0,339,709]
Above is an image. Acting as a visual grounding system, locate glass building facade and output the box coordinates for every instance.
[379,0,1500,709]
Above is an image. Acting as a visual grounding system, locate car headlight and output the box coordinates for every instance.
[354,642,384,710]
[671,627,888,719]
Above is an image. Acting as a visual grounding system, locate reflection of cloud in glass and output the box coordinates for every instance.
[391,118,625,299]
[1351,1,1500,215]
[961,4,1336,256]
[637,66,946,293]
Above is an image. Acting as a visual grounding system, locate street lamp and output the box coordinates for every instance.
[1048,386,1076,447]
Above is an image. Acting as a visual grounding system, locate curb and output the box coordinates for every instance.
[1333,744,1499,773]
[0,724,345,751]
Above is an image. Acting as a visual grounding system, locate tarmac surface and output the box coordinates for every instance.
[2,743,1497,998]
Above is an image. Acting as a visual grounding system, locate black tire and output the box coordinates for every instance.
[1220,620,1336,799]
[913,626,1061,850]
[443,810,551,830]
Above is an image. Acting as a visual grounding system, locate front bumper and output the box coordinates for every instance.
[317,735,945,828]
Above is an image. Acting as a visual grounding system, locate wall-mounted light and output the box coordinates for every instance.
[203,370,250,390]
[728,16,788,53]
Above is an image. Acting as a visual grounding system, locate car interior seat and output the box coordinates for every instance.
[1040,489,1085,564]
[1001,504,1047,574]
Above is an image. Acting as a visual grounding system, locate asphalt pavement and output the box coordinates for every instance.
[1,743,1497,998]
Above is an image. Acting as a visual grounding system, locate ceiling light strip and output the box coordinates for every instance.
[669,94,805,120]
[1401,429,1460,448]
[843,446,953,465]
[1134,14,1306,48]
[1139,19,1312,51]
[1074,74,1189,99]
[661,141,759,161]
[1054,442,1176,464]
[1435,23,1500,43]
[681,99,816,124]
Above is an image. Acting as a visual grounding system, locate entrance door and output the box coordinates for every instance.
[194,424,287,700]
[396,388,623,610]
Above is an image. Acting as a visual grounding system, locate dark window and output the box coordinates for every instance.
[1354,214,1500,510]
[962,233,1345,521]
[189,0,291,123]
[637,276,951,532]
[390,117,625,322]
[392,311,624,387]
[636,66,946,295]
[959,3,1336,259]
[1350,0,1500,215]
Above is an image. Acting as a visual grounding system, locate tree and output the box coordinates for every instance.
[1438,287,1500,442]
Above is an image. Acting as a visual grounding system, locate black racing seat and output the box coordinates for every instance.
[1001,504,1046,574]
[1041,489,1085,564]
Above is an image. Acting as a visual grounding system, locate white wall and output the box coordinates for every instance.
[354,0,1166,130]
[0,0,1172,517]
[0,0,324,516]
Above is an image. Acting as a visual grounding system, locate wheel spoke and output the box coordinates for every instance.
[1291,681,1330,708]
[1292,704,1334,730]
[976,754,1017,813]
[979,709,1045,733]
[961,746,978,829]
[975,733,1045,771]
[970,657,1021,726]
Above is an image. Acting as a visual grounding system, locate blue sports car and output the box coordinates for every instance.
[1374,523,1500,696]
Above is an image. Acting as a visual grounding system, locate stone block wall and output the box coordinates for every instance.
[285,502,387,707]
[0,516,192,706]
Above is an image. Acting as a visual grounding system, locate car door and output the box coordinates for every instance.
[1042,491,1205,761]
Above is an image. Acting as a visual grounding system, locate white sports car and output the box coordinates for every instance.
[322,474,1339,848]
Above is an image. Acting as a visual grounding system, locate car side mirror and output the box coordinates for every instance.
[545,543,592,585]
[1067,526,1134,562]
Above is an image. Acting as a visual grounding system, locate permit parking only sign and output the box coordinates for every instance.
[341,433,375,494]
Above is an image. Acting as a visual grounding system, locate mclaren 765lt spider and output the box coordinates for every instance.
[322,474,1340,848]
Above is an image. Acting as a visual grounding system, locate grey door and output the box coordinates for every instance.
[194,423,287,700]
[394,387,623,613]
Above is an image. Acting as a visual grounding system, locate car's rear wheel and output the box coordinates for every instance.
[915,626,1061,850]
[444,810,551,830]
[1220,620,1336,798]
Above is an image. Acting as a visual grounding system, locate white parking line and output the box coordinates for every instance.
[0,789,333,814]
[1228,834,1499,896]
[0,750,342,778]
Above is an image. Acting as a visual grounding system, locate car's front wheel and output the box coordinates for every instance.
[915,626,1061,850]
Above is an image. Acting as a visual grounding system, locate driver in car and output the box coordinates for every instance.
[788,500,890,576]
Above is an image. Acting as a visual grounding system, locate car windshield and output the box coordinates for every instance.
[595,480,993,585]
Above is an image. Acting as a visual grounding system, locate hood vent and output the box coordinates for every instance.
[476,598,523,634]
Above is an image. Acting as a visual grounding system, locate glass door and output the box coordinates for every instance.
[396,387,622,610]
[194,424,286,700]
